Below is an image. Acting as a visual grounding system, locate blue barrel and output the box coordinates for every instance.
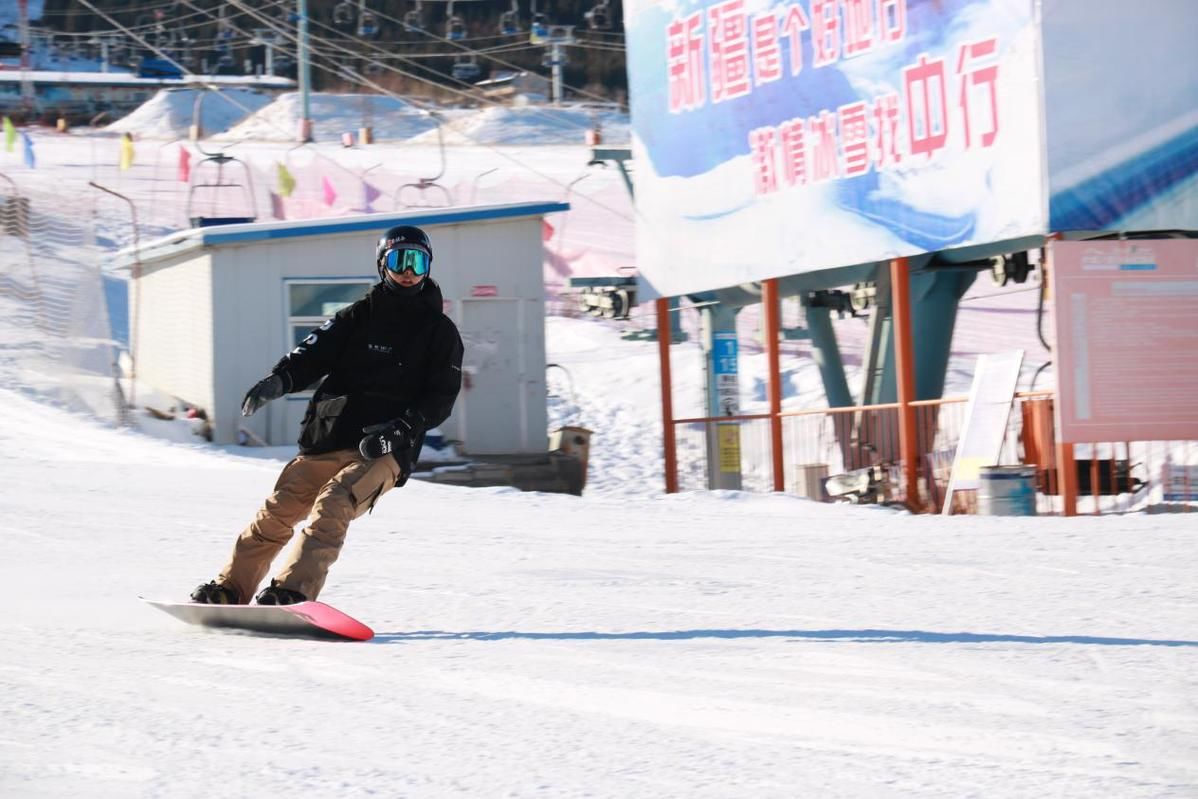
[977,466,1037,516]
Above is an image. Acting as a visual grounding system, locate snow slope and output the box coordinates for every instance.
[1,388,1196,798]
[216,92,439,143]
[407,104,632,147]
[104,88,276,140]
[2,91,1197,797]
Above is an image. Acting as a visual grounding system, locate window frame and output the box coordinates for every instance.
[283,277,374,395]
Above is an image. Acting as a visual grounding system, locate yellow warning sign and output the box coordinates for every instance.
[717,423,740,473]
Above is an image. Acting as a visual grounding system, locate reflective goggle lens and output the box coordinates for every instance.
[384,247,430,276]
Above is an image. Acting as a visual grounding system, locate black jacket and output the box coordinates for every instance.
[271,279,463,469]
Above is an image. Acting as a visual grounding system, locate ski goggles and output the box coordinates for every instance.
[382,246,430,276]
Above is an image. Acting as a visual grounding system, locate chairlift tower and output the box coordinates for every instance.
[297,0,314,142]
[541,25,574,105]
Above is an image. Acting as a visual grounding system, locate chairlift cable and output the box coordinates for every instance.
[337,0,627,110]
[289,5,622,132]
[217,1,635,222]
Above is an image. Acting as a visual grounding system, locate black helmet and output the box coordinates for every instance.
[376,224,433,295]
[376,225,432,272]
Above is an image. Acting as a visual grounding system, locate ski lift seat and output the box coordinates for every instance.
[452,61,481,81]
[191,216,257,229]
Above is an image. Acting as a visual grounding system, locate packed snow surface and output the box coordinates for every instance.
[104,88,276,140]
[2,88,1196,799]
[407,104,632,146]
[2,386,1197,798]
[217,92,439,143]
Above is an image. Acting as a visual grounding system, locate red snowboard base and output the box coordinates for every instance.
[142,597,374,641]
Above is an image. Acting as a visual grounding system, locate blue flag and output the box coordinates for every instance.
[21,132,35,169]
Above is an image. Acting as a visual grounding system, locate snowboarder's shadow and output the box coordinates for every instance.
[372,629,1198,647]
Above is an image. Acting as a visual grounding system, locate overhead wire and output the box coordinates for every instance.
[346,1,627,109]
[224,0,623,140]
[35,0,294,51]
[219,1,635,220]
[73,0,635,223]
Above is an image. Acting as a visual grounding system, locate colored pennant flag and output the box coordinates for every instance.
[269,191,286,220]
[3,117,15,153]
[542,219,555,241]
[276,162,295,197]
[119,133,135,171]
[177,146,191,182]
[362,180,381,212]
[21,132,35,169]
[321,175,337,207]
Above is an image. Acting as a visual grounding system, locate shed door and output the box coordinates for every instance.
[459,299,526,454]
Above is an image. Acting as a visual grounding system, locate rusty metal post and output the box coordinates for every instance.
[763,278,785,491]
[890,257,921,509]
[657,297,679,494]
[1056,441,1078,516]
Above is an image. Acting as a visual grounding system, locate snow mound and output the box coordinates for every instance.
[105,88,274,139]
[410,104,631,146]
[216,92,437,143]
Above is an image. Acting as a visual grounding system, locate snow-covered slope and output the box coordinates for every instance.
[216,92,439,143]
[104,88,276,140]
[408,104,632,146]
[2,385,1197,798]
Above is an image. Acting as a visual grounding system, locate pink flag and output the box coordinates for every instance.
[321,176,337,207]
[542,219,555,241]
[177,146,191,182]
[269,191,286,220]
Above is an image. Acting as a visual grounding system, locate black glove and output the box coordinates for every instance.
[241,373,287,417]
[358,415,417,460]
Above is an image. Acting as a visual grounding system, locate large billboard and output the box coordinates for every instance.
[1042,1,1198,233]
[626,0,1045,298]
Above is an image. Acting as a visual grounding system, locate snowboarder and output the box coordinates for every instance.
[191,225,464,605]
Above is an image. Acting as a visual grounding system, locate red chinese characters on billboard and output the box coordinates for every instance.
[709,0,752,102]
[663,0,1004,197]
[667,11,706,112]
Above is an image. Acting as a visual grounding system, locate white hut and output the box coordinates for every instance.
[120,202,568,456]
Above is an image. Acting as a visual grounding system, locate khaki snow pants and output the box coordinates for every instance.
[217,449,400,603]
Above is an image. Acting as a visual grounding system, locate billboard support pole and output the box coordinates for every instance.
[890,257,921,509]
[763,278,785,491]
[656,297,678,494]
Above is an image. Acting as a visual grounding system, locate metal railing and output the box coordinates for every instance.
[668,392,1196,515]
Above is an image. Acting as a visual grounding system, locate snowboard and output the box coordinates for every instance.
[141,597,374,641]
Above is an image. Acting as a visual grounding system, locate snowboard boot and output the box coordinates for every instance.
[255,581,307,606]
[190,581,239,605]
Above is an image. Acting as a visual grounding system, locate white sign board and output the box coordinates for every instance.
[942,350,1024,515]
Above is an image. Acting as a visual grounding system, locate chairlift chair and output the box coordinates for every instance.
[403,0,424,32]
[531,13,549,40]
[451,55,481,82]
[358,11,380,38]
[446,7,466,42]
[585,2,611,30]
[333,1,355,28]
[500,0,519,35]
[186,150,258,229]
